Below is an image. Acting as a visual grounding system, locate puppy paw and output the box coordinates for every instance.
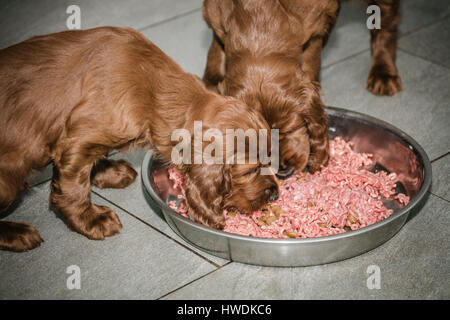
[72,205,123,240]
[366,68,402,96]
[91,159,137,189]
[0,221,44,252]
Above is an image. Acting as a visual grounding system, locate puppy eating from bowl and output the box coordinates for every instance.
[202,0,330,177]
[0,27,278,252]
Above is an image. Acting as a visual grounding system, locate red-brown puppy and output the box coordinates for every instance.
[0,27,277,252]
[202,0,330,177]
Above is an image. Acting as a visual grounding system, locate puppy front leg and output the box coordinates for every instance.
[51,143,122,240]
[367,0,402,96]
[301,36,324,82]
[203,34,226,92]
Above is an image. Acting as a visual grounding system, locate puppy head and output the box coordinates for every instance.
[179,96,278,229]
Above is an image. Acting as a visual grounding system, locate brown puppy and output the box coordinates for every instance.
[0,27,277,252]
[203,0,330,176]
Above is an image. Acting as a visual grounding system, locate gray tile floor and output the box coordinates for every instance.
[0,0,449,299]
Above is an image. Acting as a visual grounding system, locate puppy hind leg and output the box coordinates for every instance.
[91,159,137,189]
[51,142,122,240]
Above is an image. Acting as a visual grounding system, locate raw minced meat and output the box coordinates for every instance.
[166,137,410,239]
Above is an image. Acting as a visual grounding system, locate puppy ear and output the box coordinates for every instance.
[295,77,329,172]
[182,164,231,229]
[202,0,234,41]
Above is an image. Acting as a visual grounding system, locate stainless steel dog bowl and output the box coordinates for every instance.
[141,106,431,267]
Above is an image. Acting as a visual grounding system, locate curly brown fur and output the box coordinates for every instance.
[0,27,277,251]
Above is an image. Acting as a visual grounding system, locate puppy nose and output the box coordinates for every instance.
[268,188,279,201]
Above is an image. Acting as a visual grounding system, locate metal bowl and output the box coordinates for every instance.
[141,106,431,267]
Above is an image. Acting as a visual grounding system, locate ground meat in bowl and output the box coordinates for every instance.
[167,137,410,239]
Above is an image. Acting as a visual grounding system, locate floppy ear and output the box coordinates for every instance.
[182,163,231,229]
[294,76,329,172]
[202,0,234,41]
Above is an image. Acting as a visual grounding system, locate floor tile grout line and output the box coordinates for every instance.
[431,151,450,163]
[156,261,233,300]
[321,48,370,71]
[30,178,229,268]
[91,190,223,268]
[136,8,449,66]
[322,14,450,72]
[398,14,450,40]
[397,48,450,70]
[429,192,450,204]
[138,7,202,32]
[30,178,52,188]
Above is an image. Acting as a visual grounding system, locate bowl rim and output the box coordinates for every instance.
[141,106,432,244]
